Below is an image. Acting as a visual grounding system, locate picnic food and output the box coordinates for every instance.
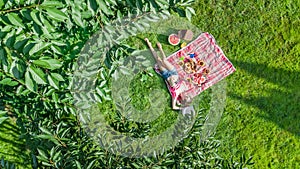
[197,60,205,67]
[168,34,180,46]
[183,59,197,74]
[203,68,210,74]
[193,73,206,86]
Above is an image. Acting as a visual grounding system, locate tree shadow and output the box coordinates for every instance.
[0,119,31,167]
[228,60,300,136]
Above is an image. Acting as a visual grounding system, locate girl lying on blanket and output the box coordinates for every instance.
[145,38,191,110]
[144,33,236,110]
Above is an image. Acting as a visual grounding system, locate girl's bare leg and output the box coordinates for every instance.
[157,42,175,71]
[145,38,167,71]
[156,42,167,60]
[145,38,160,61]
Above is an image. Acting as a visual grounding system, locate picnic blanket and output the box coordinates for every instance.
[155,32,236,103]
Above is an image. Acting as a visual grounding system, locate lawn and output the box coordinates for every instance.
[120,1,300,167]
[191,0,300,168]
[1,0,299,168]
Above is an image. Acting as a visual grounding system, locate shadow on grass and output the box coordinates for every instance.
[229,60,300,136]
[0,119,31,167]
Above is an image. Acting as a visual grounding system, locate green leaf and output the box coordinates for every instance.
[162,160,175,165]
[23,43,35,55]
[106,0,117,6]
[0,117,9,125]
[36,134,54,140]
[75,160,82,169]
[0,78,18,86]
[45,8,68,22]
[14,38,29,51]
[156,0,169,7]
[44,59,62,70]
[0,1,4,9]
[39,12,55,34]
[32,58,62,70]
[86,159,96,169]
[0,46,7,65]
[52,150,61,161]
[10,60,26,79]
[40,0,64,7]
[72,14,84,27]
[75,160,81,169]
[37,148,48,160]
[51,40,66,46]
[0,111,7,116]
[4,30,16,48]
[7,13,25,28]
[48,74,59,89]
[51,73,64,81]
[25,71,37,92]
[97,0,113,15]
[30,10,43,26]
[36,134,61,145]
[132,163,140,168]
[29,42,51,56]
[149,0,158,13]
[16,85,24,95]
[39,126,53,135]
[52,92,59,102]
[50,45,63,55]
[32,60,51,69]
[87,0,98,15]
[44,88,55,96]
[29,66,47,85]
[1,25,13,32]
[41,162,52,167]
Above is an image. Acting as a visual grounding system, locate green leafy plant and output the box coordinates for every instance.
[0,0,255,168]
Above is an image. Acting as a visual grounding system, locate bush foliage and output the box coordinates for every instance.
[0,0,253,168]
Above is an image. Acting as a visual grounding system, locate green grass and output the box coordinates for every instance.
[191,0,300,168]
[2,0,300,168]
[121,2,300,167]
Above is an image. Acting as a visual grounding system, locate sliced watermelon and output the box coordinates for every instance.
[168,34,180,46]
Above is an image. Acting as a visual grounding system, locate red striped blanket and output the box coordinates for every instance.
[155,32,236,104]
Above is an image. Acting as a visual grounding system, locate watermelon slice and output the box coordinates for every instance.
[168,34,180,46]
